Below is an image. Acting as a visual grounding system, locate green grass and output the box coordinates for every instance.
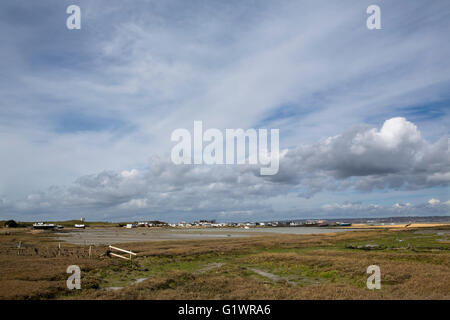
[339,229,449,250]
[91,253,229,288]
[89,248,351,289]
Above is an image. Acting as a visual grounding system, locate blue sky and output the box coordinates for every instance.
[0,0,449,222]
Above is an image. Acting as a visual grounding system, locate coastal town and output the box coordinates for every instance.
[28,219,343,230]
[129,220,349,228]
[23,216,450,231]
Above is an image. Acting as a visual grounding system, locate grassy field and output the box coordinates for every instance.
[0,226,449,299]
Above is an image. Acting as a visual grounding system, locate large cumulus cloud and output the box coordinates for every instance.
[273,117,449,195]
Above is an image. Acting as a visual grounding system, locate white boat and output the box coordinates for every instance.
[74,224,86,229]
[33,222,57,230]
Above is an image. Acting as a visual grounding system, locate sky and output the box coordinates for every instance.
[0,0,449,222]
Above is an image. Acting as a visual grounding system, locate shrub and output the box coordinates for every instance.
[4,220,18,228]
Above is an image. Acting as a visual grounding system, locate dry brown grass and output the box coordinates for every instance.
[0,228,114,299]
[0,227,449,300]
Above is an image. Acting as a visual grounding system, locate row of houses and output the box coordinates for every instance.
[125,220,281,229]
[123,219,351,229]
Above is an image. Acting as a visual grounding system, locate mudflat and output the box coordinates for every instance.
[55,227,356,245]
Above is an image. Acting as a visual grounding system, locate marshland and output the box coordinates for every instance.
[0,223,449,300]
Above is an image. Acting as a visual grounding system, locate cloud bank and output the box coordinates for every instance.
[3,118,448,221]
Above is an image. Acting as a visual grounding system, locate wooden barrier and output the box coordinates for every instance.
[108,245,136,261]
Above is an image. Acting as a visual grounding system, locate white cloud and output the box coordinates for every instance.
[393,203,411,209]
[270,118,449,195]
[121,169,139,178]
[119,198,149,209]
[428,198,440,205]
